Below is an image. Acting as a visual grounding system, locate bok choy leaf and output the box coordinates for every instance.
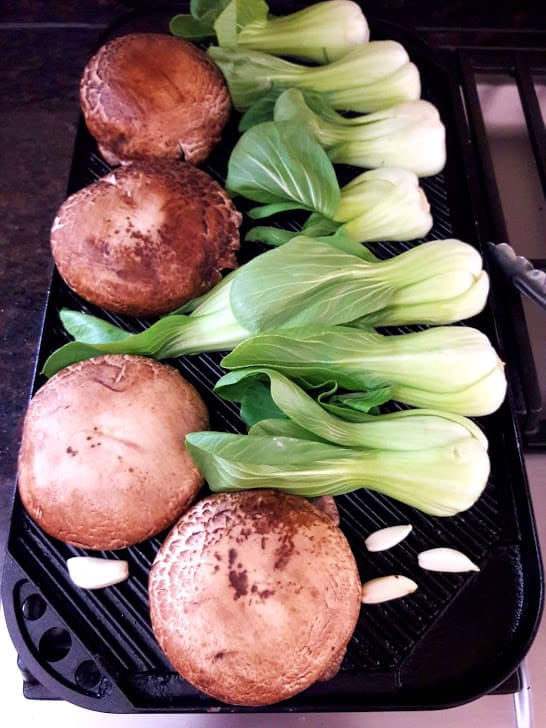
[221,325,507,416]
[170,1,369,63]
[208,41,420,112]
[215,367,488,449]
[227,121,432,243]
[169,1,230,41]
[226,122,340,219]
[185,431,490,517]
[42,238,490,378]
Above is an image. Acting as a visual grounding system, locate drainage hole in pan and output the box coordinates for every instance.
[21,594,46,621]
[74,660,101,690]
[38,627,72,662]
[75,660,102,691]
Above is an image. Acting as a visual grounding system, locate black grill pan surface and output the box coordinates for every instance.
[2,3,544,714]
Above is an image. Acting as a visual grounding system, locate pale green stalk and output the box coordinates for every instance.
[222,324,507,416]
[237,0,369,63]
[185,432,490,516]
[208,41,420,112]
[215,367,489,449]
[273,91,446,176]
[355,238,490,324]
[334,168,433,242]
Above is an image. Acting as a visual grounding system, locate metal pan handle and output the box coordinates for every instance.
[487,243,546,312]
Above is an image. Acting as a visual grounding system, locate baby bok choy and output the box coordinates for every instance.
[235,0,369,63]
[330,167,433,244]
[247,167,433,246]
[272,89,446,177]
[208,40,420,112]
[170,1,369,63]
[41,237,490,377]
[214,367,488,450]
[226,121,433,243]
[185,431,490,517]
[221,325,507,417]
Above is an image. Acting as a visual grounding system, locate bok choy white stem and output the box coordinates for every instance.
[221,325,507,417]
[184,432,490,517]
[170,1,369,63]
[208,41,420,112]
[236,1,370,63]
[42,238,490,378]
[273,89,446,177]
[333,168,433,242]
[214,367,489,449]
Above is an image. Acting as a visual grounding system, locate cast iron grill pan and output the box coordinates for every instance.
[2,5,543,714]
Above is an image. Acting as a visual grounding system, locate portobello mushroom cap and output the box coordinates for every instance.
[149,490,362,706]
[17,355,209,550]
[80,33,231,165]
[50,160,241,316]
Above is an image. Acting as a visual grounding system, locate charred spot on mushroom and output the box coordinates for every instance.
[228,568,248,600]
[274,535,295,570]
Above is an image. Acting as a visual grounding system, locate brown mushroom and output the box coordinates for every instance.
[80,33,231,165]
[17,355,209,550]
[149,490,362,706]
[50,160,241,316]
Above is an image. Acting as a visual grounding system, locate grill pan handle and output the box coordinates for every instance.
[487,243,546,311]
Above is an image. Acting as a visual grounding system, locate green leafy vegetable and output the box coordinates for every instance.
[61,310,132,343]
[236,0,369,63]
[226,121,340,219]
[208,40,420,112]
[215,367,488,449]
[221,324,507,416]
[334,168,433,241]
[192,0,227,20]
[185,431,490,517]
[171,0,369,63]
[170,0,231,40]
[274,90,446,177]
[214,0,268,47]
[249,418,319,440]
[319,387,393,419]
[230,375,286,426]
[228,121,432,243]
[43,294,250,378]
[239,91,279,131]
[43,238,490,378]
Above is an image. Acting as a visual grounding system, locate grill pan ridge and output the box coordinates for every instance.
[2,5,544,714]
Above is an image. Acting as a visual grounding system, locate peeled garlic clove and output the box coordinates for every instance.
[361,575,418,604]
[418,547,479,573]
[67,556,129,589]
[365,524,412,552]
